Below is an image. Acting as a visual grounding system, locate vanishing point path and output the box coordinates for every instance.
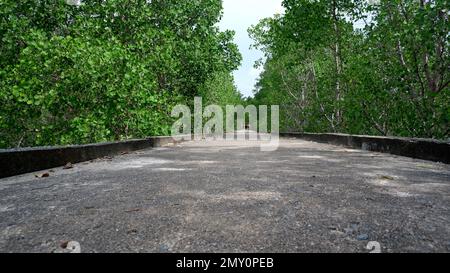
[0,138,449,253]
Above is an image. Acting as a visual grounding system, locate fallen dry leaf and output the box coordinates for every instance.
[35,172,50,178]
[127,229,138,234]
[380,175,394,180]
[125,208,141,213]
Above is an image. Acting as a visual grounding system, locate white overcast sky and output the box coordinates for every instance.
[219,0,284,98]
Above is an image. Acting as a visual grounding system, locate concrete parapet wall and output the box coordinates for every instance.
[281,132,450,164]
[0,136,182,178]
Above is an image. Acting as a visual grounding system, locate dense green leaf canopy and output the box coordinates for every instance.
[0,0,242,148]
[249,0,449,139]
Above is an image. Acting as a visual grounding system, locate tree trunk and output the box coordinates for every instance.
[331,0,343,129]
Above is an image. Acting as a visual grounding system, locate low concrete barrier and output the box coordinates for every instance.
[281,132,450,164]
[1,133,448,178]
[0,136,183,178]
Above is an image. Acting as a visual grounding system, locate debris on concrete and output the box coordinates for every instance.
[1,138,449,253]
[63,162,74,170]
[35,172,50,178]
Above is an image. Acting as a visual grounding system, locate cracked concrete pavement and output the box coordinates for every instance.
[0,138,449,253]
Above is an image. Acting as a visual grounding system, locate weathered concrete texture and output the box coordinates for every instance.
[0,138,449,253]
[281,133,450,164]
[0,136,181,179]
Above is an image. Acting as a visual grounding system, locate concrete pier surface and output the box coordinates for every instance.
[0,138,449,253]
